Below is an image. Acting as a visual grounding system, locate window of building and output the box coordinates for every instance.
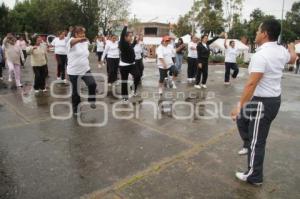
[144,27,158,36]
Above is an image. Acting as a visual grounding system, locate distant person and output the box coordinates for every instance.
[134,35,144,81]
[194,32,224,89]
[295,55,300,74]
[156,36,178,95]
[67,26,97,115]
[101,35,120,86]
[232,19,296,186]
[175,38,186,73]
[119,22,140,101]
[26,36,48,92]
[0,44,4,80]
[187,36,198,83]
[51,28,71,82]
[16,36,28,67]
[4,35,24,87]
[224,34,239,85]
[96,35,105,68]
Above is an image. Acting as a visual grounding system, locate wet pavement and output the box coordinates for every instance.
[0,53,299,199]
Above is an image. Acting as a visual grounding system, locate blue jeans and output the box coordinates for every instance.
[175,54,184,72]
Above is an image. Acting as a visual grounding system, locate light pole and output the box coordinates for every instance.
[279,0,285,44]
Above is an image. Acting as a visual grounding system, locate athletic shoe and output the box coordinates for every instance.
[63,79,67,84]
[108,83,112,87]
[8,78,12,82]
[42,89,47,92]
[172,81,177,89]
[34,90,40,93]
[122,98,129,103]
[17,84,23,88]
[98,64,102,69]
[201,84,207,89]
[132,90,138,97]
[194,85,201,89]
[158,88,163,95]
[238,148,248,155]
[0,77,3,80]
[235,172,263,186]
[57,77,62,81]
[187,78,192,83]
[224,82,231,85]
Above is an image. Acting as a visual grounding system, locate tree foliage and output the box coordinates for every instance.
[173,14,192,37]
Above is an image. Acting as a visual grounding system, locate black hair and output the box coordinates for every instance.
[229,40,235,45]
[71,26,85,37]
[260,19,281,41]
[178,38,183,43]
[201,34,208,41]
[126,31,133,37]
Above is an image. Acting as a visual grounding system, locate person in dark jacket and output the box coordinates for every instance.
[119,21,140,102]
[195,32,225,89]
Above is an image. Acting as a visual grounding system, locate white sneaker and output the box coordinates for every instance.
[0,77,3,80]
[235,172,248,182]
[201,84,207,89]
[34,90,40,93]
[172,81,177,89]
[238,148,248,155]
[158,88,163,95]
[132,90,138,97]
[63,79,67,84]
[98,64,102,69]
[224,82,231,85]
[108,83,112,87]
[194,85,201,89]
[8,78,12,82]
[42,89,48,92]
[57,77,62,81]
[235,172,263,186]
[187,78,192,83]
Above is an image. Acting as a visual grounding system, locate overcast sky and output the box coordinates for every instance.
[130,0,296,22]
[1,0,297,23]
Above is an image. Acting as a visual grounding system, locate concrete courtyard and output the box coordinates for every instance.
[0,53,299,199]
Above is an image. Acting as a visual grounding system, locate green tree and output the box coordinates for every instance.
[192,0,224,36]
[286,1,300,40]
[173,14,192,37]
[0,3,11,38]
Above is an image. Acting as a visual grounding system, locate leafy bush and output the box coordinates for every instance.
[209,55,225,63]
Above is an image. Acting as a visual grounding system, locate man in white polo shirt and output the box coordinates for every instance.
[231,19,297,186]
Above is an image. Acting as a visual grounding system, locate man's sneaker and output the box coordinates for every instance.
[238,148,248,155]
[158,88,163,95]
[235,172,262,186]
[201,84,207,89]
[235,172,247,182]
[194,85,201,89]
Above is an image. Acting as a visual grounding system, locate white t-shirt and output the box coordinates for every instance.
[134,42,143,60]
[225,47,238,63]
[51,37,68,55]
[101,41,119,61]
[17,40,27,50]
[188,42,198,58]
[96,40,105,52]
[66,38,90,75]
[156,44,175,69]
[249,42,290,97]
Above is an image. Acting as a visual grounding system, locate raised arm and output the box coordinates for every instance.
[120,22,128,45]
[287,43,297,64]
[224,33,228,49]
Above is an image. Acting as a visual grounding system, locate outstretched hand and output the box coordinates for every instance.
[219,32,226,38]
